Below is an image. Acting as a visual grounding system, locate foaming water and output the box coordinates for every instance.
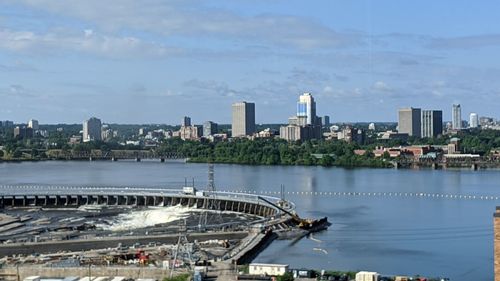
[99,205,194,231]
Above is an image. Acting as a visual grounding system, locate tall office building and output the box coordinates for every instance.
[321,116,330,127]
[398,107,421,137]
[232,102,255,137]
[28,119,39,130]
[182,116,191,127]
[421,110,443,138]
[469,113,479,128]
[452,104,462,130]
[83,117,102,142]
[203,121,218,136]
[297,93,318,125]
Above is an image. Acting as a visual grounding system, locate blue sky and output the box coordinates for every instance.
[1,0,500,124]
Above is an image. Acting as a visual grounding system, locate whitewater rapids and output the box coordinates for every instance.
[100,205,195,231]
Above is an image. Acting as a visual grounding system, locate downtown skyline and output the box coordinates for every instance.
[1,1,500,124]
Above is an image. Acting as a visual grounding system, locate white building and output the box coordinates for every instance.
[232,102,255,137]
[469,113,479,128]
[297,93,317,125]
[355,271,380,281]
[83,117,102,142]
[248,263,288,276]
[28,119,39,130]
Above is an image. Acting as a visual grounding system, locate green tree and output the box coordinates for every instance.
[277,272,294,281]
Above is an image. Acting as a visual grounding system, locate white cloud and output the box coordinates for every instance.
[372,81,392,92]
[9,0,362,50]
[0,28,181,58]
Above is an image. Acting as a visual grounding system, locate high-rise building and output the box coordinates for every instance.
[297,93,318,125]
[398,107,421,137]
[203,121,218,137]
[452,104,462,130]
[470,113,479,128]
[321,116,330,127]
[83,117,102,142]
[28,119,39,130]
[182,116,191,127]
[421,110,443,138]
[232,102,255,137]
[13,126,33,139]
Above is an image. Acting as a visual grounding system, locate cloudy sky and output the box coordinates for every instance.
[1,1,500,124]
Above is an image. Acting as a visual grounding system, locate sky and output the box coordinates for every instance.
[1,1,500,124]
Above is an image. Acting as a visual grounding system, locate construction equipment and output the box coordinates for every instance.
[257,196,329,231]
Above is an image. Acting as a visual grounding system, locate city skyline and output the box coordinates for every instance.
[2,1,500,123]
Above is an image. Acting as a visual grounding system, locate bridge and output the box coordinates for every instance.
[0,186,282,218]
[45,149,185,161]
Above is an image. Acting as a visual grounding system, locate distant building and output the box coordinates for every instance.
[248,263,288,277]
[280,93,322,141]
[297,93,321,125]
[452,104,462,130]
[178,125,199,140]
[203,121,218,137]
[232,101,255,137]
[0,120,14,128]
[13,126,33,139]
[321,116,330,127]
[139,128,146,136]
[355,271,380,281]
[101,125,113,142]
[182,116,191,127]
[368,123,376,131]
[378,131,409,141]
[480,116,495,127]
[421,110,443,138]
[256,128,276,138]
[27,119,39,130]
[338,127,365,145]
[83,117,102,142]
[288,116,307,127]
[280,124,319,141]
[448,137,461,154]
[469,113,479,128]
[69,135,82,144]
[398,107,421,137]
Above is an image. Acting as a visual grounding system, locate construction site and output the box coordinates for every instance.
[0,168,330,281]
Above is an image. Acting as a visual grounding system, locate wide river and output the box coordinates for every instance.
[0,160,498,281]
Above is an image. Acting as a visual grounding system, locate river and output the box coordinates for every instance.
[0,160,497,281]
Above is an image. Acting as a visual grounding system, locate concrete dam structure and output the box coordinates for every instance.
[0,187,281,218]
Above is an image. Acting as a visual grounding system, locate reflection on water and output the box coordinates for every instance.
[0,161,497,281]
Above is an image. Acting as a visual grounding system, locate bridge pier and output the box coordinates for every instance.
[135,157,141,162]
[89,157,93,161]
[160,158,165,163]
[471,163,478,170]
[111,157,117,161]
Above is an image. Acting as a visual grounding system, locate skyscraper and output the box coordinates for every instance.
[203,121,218,136]
[182,116,191,127]
[321,116,330,127]
[421,110,443,138]
[83,117,102,142]
[297,93,318,125]
[28,119,39,130]
[398,107,421,137]
[469,113,479,128]
[452,104,462,130]
[232,102,255,137]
